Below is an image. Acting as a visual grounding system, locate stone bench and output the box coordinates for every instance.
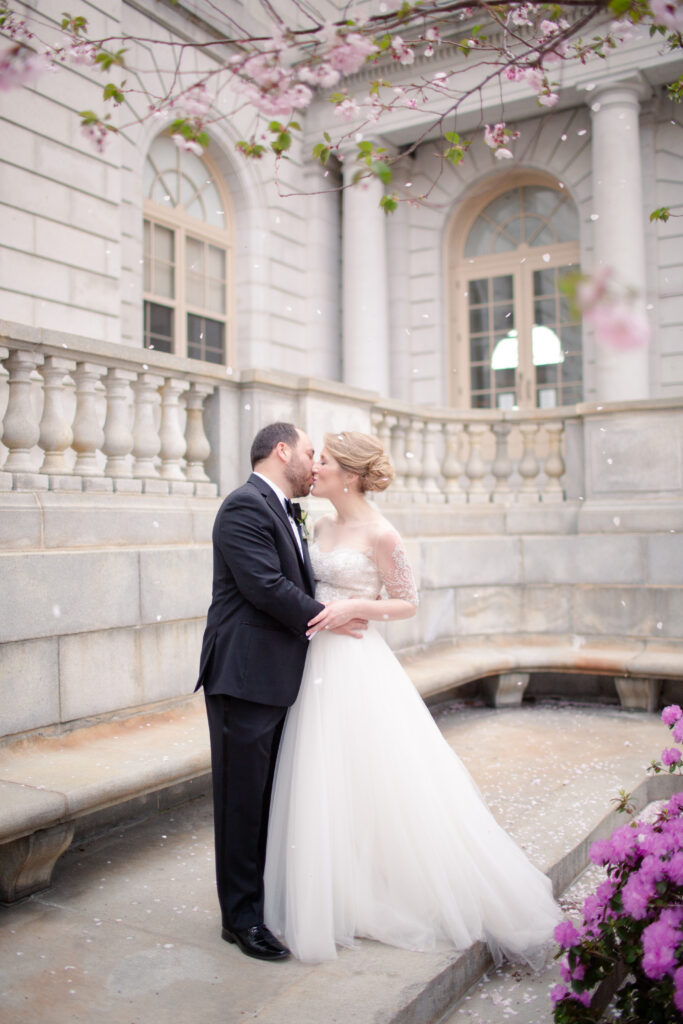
[400,633,683,712]
[0,698,210,904]
[2,634,681,904]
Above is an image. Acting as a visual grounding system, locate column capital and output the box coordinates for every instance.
[580,72,652,109]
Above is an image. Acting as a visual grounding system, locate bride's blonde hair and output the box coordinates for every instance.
[323,431,395,493]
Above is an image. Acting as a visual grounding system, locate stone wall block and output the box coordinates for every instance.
[574,586,683,639]
[59,627,140,722]
[0,494,42,549]
[0,550,141,643]
[420,537,519,588]
[521,586,573,634]
[0,637,60,737]
[40,495,194,549]
[137,619,205,703]
[455,586,522,636]
[522,535,642,584]
[139,547,213,625]
[646,534,683,585]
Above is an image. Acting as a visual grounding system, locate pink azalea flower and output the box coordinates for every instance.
[662,705,683,726]
[639,853,667,885]
[554,920,581,948]
[609,824,640,861]
[662,747,682,767]
[674,966,683,1014]
[550,983,569,1005]
[621,873,654,920]
[673,718,683,743]
[589,837,613,865]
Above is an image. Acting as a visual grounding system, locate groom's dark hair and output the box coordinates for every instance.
[250,422,300,468]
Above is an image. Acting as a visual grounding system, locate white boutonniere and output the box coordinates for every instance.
[292,503,310,541]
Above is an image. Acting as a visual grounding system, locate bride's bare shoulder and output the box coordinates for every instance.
[368,515,403,547]
[313,512,337,538]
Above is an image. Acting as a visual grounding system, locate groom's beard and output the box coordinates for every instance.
[284,454,312,498]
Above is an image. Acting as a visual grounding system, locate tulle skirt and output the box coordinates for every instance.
[264,626,561,964]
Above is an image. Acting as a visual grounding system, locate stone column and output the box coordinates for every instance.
[1,349,45,488]
[589,80,650,401]
[341,152,390,395]
[39,356,76,486]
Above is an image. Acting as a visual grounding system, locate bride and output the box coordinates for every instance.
[264,431,561,964]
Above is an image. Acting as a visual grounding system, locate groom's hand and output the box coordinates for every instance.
[330,618,368,639]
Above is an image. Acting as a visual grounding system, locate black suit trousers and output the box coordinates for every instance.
[204,693,287,930]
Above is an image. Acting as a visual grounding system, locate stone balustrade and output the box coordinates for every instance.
[0,329,219,497]
[370,405,575,505]
[2,322,682,506]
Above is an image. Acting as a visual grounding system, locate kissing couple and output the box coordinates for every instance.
[196,423,561,964]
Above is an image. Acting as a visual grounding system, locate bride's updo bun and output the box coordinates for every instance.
[323,431,395,493]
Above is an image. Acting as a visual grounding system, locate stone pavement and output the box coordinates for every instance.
[0,702,673,1024]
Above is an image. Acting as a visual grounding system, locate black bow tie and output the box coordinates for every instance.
[285,499,300,522]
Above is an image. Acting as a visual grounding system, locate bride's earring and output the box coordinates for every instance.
[343,485,349,493]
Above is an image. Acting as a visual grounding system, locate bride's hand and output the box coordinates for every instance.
[306,600,363,637]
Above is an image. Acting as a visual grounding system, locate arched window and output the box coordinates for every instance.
[449,175,583,409]
[143,135,233,364]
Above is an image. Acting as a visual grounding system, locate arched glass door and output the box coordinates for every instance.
[453,183,583,409]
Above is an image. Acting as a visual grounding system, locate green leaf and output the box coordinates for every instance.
[103,82,124,104]
[268,121,283,132]
[444,131,461,144]
[288,120,301,132]
[236,140,265,160]
[323,131,332,143]
[371,161,392,185]
[95,48,126,70]
[312,142,331,166]
[380,194,398,214]
[650,206,671,222]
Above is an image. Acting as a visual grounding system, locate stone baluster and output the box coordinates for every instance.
[185,382,215,493]
[441,421,465,503]
[491,422,513,504]
[72,362,107,485]
[132,371,163,486]
[102,368,137,489]
[404,417,423,500]
[464,423,489,503]
[420,420,443,502]
[543,421,565,502]
[517,422,541,502]
[390,417,409,493]
[1,349,45,485]
[371,411,395,502]
[38,356,75,482]
[158,377,190,489]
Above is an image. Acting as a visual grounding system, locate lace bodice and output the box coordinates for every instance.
[310,533,419,606]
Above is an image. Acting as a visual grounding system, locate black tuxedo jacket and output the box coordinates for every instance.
[195,473,324,706]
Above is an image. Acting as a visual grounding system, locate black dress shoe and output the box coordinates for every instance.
[221,924,291,961]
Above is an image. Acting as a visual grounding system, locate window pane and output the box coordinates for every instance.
[493,306,514,333]
[470,336,489,362]
[536,363,557,385]
[492,276,513,302]
[561,355,583,382]
[561,325,582,352]
[144,301,173,353]
[208,245,226,281]
[492,231,517,254]
[464,216,495,257]
[471,393,491,409]
[186,236,204,273]
[471,364,490,391]
[187,273,204,307]
[187,313,225,364]
[533,269,555,296]
[528,224,555,248]
[470,307,489,334]
[154,224,174,262]
[534,298,555,325]
[553,201,579,242]
[207,279,226,315]
[204,181,226,229]
[484,189,521,224]
[561,385,583,405]
[154,263,174,299]
[524,186,560,218]
[494,367,515,388]
[469,278,489,304]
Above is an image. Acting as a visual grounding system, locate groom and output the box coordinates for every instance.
[196,422,364,961]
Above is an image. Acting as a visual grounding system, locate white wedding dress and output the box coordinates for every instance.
[264,527,561,964]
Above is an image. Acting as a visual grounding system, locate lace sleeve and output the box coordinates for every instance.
[375,529,419,606]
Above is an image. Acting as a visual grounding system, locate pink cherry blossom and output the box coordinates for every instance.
[391,36,415,65]
[495,147,514,159]
[181,84,211,118]
[650,0,683,32]
[334,97,360,122]
[0,45,48,91]
[505,66,525,82]
[609,20,634,44]
[538,92,559,106]
[585,302,650,351]
[508,4,534,27]
[81,122,111,153]
[298,63,340,88]
[327,34,377,75]
[172,134,204,156]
